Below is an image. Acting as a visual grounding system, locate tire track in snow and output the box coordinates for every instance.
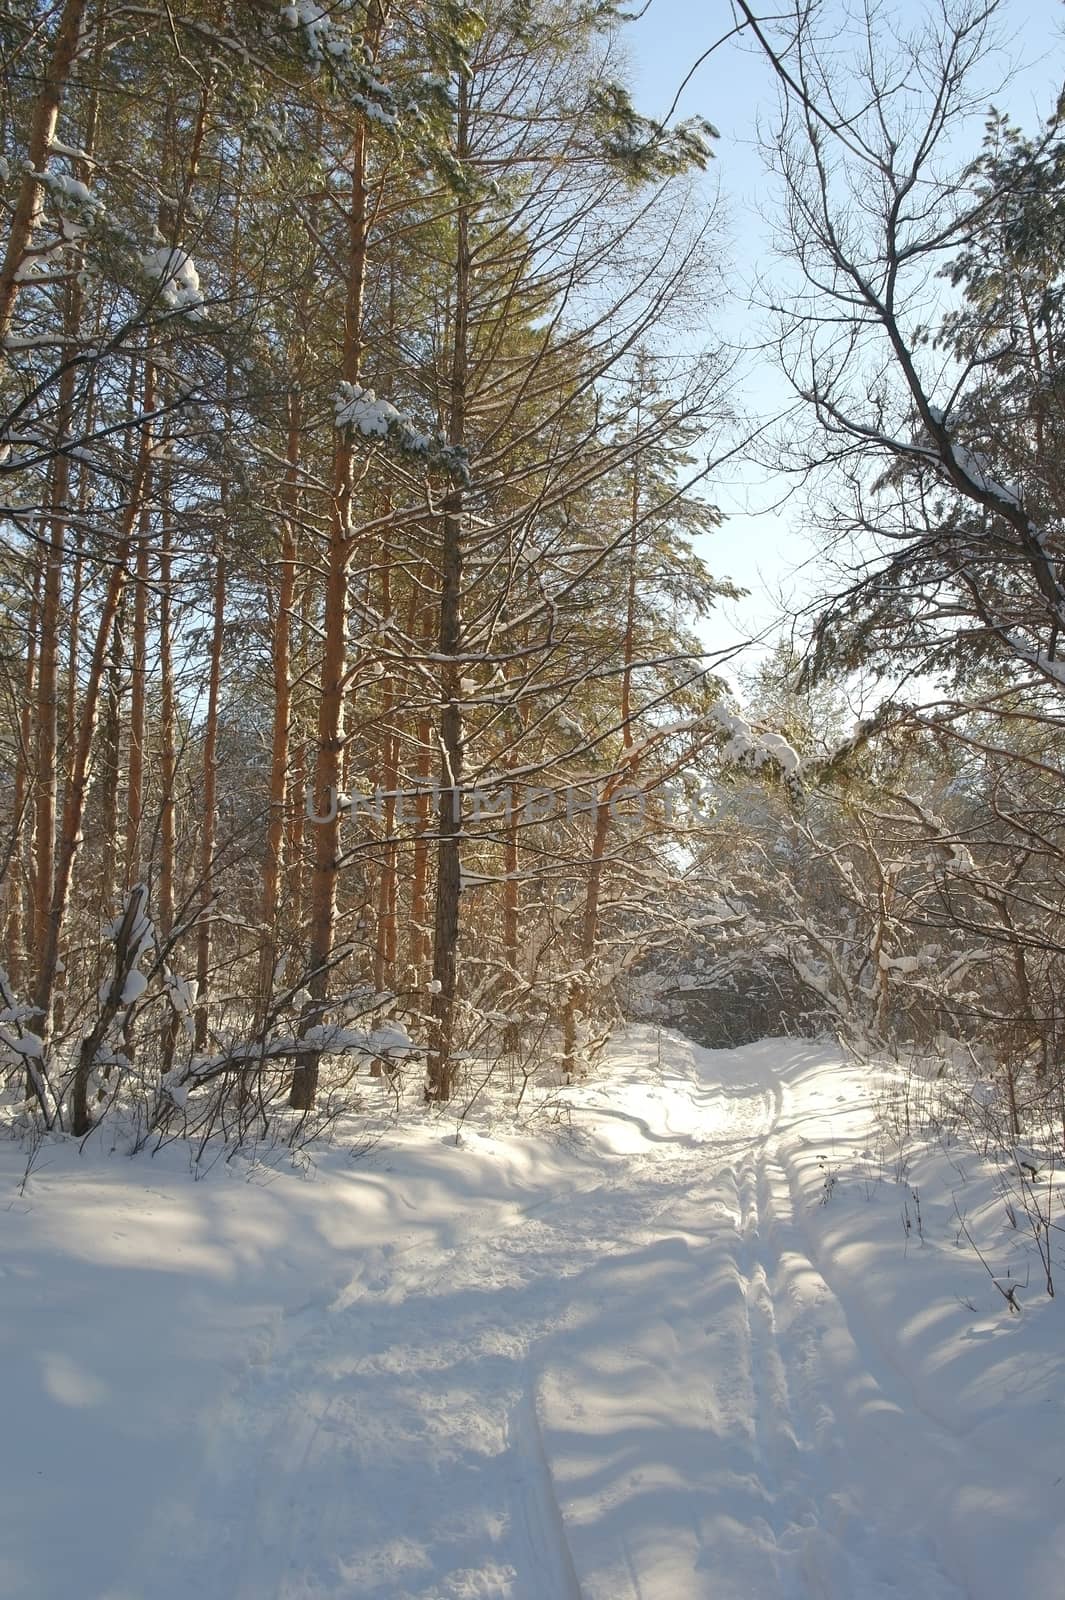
[746,1140,968,1600]
[173,1098,742,1599]
[545,1057,968,1600]
[527,1073,789,1600]
[127,1040,974,1600]
[506,1382,583,1600]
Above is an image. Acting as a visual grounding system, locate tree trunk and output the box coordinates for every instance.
[259,391,301,1010]
[500,783,521,1055]
[561,453,642,1076]
[561,787,614,1080]
[96,602,126,910]
[158,452,178,1073]
[194,546,226,1050]
[31,281,85,1000]
[285,580,311,932]
[124,450,152,886]
[0,0,89,346]
[33,423,151,1062]
[157,450,176,941]
[409,735,433,970]
[64,546,84,783]
[6,560,42,991]
[408,616,434,975]
[373,559,398,992]
[290,122,368,1111]
[426,80,471,1103]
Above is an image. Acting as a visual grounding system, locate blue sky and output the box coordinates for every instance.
[623,0,1065,668]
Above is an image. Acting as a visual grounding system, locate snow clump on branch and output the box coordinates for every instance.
[709,701,802,783]
[140,246,206,317]
[335,383,470,482]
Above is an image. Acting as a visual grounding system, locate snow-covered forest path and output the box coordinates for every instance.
[3,1032,1064,1600]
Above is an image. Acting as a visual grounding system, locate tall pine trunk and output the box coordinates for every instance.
[259,392,301,1010]
[373,559,398,992]
[31,279,85,1004]
[0,0,89,345]
[290,122,368,1111]
[409,704,433,974]
[124,458,152,886]
[6,560,42,992]
[157,444,178,1071]
[562,456,641,1076]
[36,411,153,1116]
[194,546,226,1050]
[426,80,471,1104]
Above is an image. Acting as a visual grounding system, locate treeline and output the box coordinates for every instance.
[0,0,747,1137]
[7,0,1064,1156]
[652,1,1065,1154]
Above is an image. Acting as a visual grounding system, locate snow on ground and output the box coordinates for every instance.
[2,1031,1063,1600]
